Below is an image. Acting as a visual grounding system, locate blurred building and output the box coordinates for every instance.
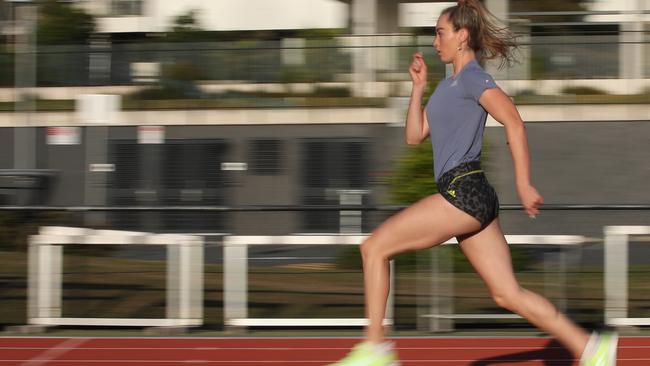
[79,0,348,33]
[0,0,648,235]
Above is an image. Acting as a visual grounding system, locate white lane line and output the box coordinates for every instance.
[4,359,647,363]
[0,358,647,363]
[2,335,650,340]
[2,345,650,350]
[18,338,89,366]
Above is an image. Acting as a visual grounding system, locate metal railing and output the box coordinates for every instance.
[1,34,648,88]
[2,204,650,212]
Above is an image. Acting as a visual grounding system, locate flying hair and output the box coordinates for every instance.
[442,0,518,69]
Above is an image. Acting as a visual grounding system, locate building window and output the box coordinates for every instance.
[300,138,370,233]
[108,138,230,232]
[249,139,282,175]
[111,0,143,16]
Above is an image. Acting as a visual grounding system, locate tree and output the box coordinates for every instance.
[164,9,208,42]
[385,142,438,205]
[171,9,201,33]
[36,0,96,45]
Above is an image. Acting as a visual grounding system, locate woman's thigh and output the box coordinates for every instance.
[457,218,520,296]
[364,193,482,259]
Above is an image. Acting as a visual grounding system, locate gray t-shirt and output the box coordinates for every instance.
[425,59,497,180]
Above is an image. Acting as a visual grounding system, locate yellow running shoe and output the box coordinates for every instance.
[328,341,400,366]
[580,332,618,366]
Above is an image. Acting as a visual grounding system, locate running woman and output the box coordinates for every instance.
[328,1,617,365]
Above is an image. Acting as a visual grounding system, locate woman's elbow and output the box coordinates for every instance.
[503,117,526,132]
[405,135,425,145]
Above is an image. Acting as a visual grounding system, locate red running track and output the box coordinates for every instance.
[1,336,649,365]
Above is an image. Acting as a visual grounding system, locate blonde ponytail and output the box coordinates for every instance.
[442,0,518,68]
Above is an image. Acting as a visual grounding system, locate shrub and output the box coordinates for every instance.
[561,86,608,95]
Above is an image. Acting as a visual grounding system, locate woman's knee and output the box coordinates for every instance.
[491,287,523,311]
[360,236,388,262]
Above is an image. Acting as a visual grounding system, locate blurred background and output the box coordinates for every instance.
[0,0,648,335]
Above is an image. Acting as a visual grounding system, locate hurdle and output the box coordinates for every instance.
[425,235,589,331]
[28,226,204,328]
[604,225,650,327]
[222,234,587,331]
[223,234,395,329]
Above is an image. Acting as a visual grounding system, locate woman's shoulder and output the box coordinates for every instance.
[460,61,498,100]
[463,60,492,78]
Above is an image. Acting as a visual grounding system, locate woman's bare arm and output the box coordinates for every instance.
[479,88,543,217]
[406,52,431,145]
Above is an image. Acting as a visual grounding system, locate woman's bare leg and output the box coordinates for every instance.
[458,218,590,358]
[360,194,482,344]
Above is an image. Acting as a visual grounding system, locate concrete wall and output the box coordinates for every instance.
[1,119,650,237]
[1,103,648,128]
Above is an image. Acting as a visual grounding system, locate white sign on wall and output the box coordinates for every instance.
[46,127,80,145]
[76,94,120,124]
[89,163,115,172]
[138,125,165,144]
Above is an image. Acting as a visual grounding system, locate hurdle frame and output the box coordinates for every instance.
[223,234,395,328]
[604,225,650,327]
[28,226,204,327]
[222,234,587,330]
[426,235,588,331]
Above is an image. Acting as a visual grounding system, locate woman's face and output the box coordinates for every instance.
[433,13,460,64]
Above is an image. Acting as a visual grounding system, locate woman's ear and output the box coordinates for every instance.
[458,28,470,46]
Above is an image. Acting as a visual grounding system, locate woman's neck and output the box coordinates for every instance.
[452,52,478,77]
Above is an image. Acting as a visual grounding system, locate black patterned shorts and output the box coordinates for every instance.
[437,161,499,227]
